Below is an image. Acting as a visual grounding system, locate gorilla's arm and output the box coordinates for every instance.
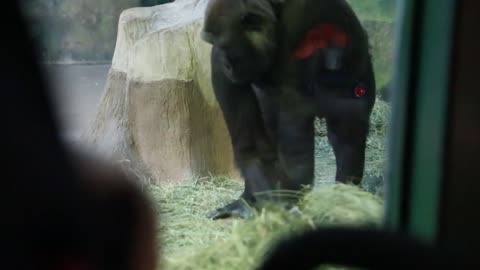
[207,47,290,219]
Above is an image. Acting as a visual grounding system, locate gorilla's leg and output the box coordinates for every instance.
[326,114,369,185]
[275,107,315,193]
[207,49,288,220]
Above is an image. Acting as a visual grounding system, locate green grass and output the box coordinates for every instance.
[147,183,383,270]
[148,176,243,256]
[348,0,397,22]
[367,21,395,90]
[363,99,390,196]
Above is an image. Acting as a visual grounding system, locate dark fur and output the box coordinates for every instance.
[202,0,376,219]
[257,227,465,270]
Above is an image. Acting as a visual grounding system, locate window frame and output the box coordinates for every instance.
[384,0,458,243]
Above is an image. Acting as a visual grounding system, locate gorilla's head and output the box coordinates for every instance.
[201,0,281,83]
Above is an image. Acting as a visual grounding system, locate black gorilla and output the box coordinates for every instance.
[201,0,376,219]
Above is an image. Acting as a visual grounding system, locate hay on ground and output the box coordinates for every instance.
[147,181,383,270]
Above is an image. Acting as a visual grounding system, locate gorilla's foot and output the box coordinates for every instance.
[207,199,254,220]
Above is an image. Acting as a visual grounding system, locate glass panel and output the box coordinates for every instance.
[20,1,399,269]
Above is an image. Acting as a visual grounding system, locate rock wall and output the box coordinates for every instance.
[21,0,142,62]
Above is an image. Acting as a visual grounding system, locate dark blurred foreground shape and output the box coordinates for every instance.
[258,227,464,270]
[3,2,157,270]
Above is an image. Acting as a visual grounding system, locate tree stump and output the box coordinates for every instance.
[83,0,238,184]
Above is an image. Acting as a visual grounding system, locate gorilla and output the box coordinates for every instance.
[201,0,376,219]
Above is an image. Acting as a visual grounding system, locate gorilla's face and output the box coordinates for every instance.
[201,0,279,83]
